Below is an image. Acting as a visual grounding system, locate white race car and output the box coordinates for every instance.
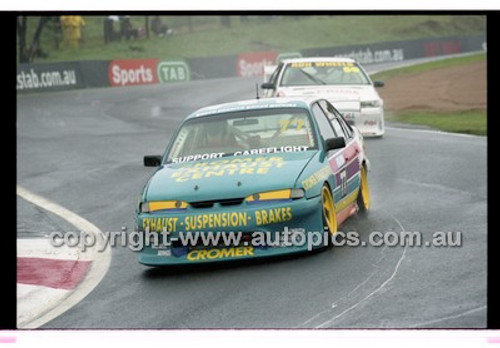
[261,57,385,137]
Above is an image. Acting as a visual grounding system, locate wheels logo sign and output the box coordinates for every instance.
[157,61,191,83]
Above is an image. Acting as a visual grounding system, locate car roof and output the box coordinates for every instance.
[188,97,319,119]
[281,57,356,64]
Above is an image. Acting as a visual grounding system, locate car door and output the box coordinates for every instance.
[318,100,362,208]
[310,101,349,205]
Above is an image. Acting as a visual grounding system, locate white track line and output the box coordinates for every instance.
[17,185,112,328]
[313,215,408,328]
[385,126,484,138]
[408,305,487,328]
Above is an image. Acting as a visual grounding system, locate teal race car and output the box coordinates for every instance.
[136,97,370,266]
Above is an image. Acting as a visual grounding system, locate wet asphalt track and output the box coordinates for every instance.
[17,67,487,328]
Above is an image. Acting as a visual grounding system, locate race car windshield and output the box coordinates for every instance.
[166,108,318,163]
[281,61,371,86]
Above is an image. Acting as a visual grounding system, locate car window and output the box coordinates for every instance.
[319,100,352,139]
[166,107,318,163]
[337,114,354,138]
[269,63,283,85]
[280,61,371,87]
[330,104,354,139]
[311,103,337,141]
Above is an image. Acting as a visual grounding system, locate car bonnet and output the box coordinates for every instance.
[144,150,317,203]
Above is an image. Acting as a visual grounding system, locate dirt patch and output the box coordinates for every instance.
[377,60,487,113]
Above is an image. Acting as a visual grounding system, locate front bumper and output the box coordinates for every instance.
[135,195,324,266]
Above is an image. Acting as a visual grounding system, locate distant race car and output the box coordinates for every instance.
[261,57,386,137]
[136,97,371,266]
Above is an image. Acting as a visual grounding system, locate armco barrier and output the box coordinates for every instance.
[79,61,111,88]
[16,34,486,94]
[300,35,486,65]
[188,55,238,80]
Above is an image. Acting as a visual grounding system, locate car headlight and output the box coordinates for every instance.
[360,100,381,108]
[245,188,304,203]
[141,200,188,213]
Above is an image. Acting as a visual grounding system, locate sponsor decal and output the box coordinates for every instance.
[142,217,179,232]
[141,207,294,233]
[343,66,360,73]
[172,153,225,163]
[314,61,354,67]
[233,146,309,157]
[172,147,309,163]
[184,212,248,230]
[302,166,331,191]
[290,61,355,69]
[157,60,191,83]
[108,59,158,87]
[364,120,378,126]
[187,246,254,261]
[171,156,286,182]
[424,40,461,57]
[237,51,278,77]
[254,207,292,225]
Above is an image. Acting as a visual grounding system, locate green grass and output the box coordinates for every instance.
[385,110,486,136]
[20,15,486,63]
[371,52,487,81]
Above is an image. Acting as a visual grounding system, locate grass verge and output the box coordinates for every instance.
[385,110,486,136]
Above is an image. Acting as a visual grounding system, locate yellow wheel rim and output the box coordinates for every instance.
[322,186,337,236]
[360,166,370,210]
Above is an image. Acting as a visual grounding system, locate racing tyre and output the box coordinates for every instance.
[357,165,370,214]
[321,184,337,247]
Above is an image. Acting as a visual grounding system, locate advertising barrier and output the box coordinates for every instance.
[79,60,110,88]
[157,60,191,83]
[236,51,278,77]
[300,35,485,65]
[108,59,159,87]
[16,34,486,94]
[16,62,84,92]
[188,55,237,80]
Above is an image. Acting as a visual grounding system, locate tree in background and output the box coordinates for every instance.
[17,16,50,63]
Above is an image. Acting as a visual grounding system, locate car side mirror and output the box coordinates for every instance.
[324,137,346,152]
[373,80,385,88]
[144,155,162,167]
[261,82,275,89]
